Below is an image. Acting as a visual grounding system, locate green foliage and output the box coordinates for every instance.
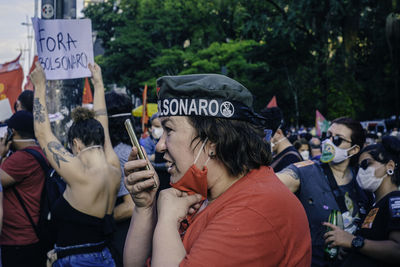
[84,0,400,127]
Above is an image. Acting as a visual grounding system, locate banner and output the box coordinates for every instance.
[32,18,94,80]
[24,55,39,90]
[0,54,23,113]
[266,96,277,108]
[82,77,93,104]
[315,110,329,137]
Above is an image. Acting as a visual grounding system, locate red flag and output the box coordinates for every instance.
[23,55,38,91]
[266,96,277,108]
[82,77,93,104]
[315,110,329,137]
[0,54,23,113]
[141,84,149,137]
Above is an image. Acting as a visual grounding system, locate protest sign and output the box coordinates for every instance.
[32,18,94,80]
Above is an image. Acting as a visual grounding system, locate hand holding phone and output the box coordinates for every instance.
[125,119,158,189]
[124,119,150,170]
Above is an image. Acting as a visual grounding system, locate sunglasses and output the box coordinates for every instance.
[358,159,371,170]
[325,134,352,147]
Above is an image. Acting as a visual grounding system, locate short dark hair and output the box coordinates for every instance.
[361,136,400,186]
[187,117,272,177]
[293,138,309,150]
[17,90,34,113]
[105,91,133,147]
[331,117,366,167]
[67,107,104,147]
[259,107,285,135]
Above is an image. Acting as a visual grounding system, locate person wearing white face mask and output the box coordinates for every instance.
[259,107,302,172]
[323,135,400,266]
[294,138,311,161]
[139,113,164,162]
[277,117,372,267]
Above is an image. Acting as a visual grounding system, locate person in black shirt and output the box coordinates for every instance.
[324,136,400,266]
[260,107,302,172]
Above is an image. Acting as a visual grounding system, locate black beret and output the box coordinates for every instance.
[156,74,261,122]
[7,110,34,135]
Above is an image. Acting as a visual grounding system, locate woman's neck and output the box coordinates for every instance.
[207,166,244,203]
[329,161,351,184]
[77,145,104,165]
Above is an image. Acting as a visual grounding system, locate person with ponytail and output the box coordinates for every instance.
[324,135,400,266]
[30,62,121,267]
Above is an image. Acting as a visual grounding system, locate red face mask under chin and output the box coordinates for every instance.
[170,138,210,201]
[170,164,208,201]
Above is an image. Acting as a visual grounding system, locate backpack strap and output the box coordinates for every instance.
[271,150,302,169]
[321,163,348,213]
[12,187,40,237]
[11,148,49,238]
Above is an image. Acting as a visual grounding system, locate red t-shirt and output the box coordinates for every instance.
[0,146,46,245]
[179,166,312,267]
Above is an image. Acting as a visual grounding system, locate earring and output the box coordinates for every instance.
[209,151,215,157]
[387,169,394,176]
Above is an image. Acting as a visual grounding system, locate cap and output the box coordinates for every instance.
[7,110,34,135]
[156,74,262,122]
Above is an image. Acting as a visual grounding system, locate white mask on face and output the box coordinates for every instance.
[300,150,310,160]
[320,139,355,164]
[271,137,284,153]
[152,127,163,139]
[356,166,386,192]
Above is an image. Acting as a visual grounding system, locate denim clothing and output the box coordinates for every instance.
[53,242,115,267]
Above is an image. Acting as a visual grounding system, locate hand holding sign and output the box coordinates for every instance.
[32,18,94,80]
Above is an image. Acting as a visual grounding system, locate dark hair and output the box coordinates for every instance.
[331,117,366,167]
[187,117,272,177]
[17,130,35,139]
[105,91,134,147]
[67,107,104,147]
[293,138,309,151]
[259,107,286,135]
[360,136,400,186]
[17,90,34,113]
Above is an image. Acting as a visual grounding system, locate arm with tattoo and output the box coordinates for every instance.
[30,62,52,142]
[30,62,78,177]
[276,166,301,193]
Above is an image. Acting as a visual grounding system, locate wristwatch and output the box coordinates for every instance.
[351,236,365,250]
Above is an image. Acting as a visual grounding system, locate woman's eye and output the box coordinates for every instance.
[164,127,172,134]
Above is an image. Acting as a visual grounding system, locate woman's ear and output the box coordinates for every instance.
[386,160,396,174]
[72,138,83,154]
[207,142,217,157]
[348,144,360,156]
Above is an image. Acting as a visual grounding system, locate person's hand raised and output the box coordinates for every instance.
[88,63,103,87]
[30,62,46,89]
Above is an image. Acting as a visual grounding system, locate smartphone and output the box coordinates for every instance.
[6,127,13,143]
[124,118,150,171]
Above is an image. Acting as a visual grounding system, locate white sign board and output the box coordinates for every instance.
[0,98,13,122]
[32,18,94,80]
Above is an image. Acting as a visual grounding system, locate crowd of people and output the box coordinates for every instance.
[0,62,399,267]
